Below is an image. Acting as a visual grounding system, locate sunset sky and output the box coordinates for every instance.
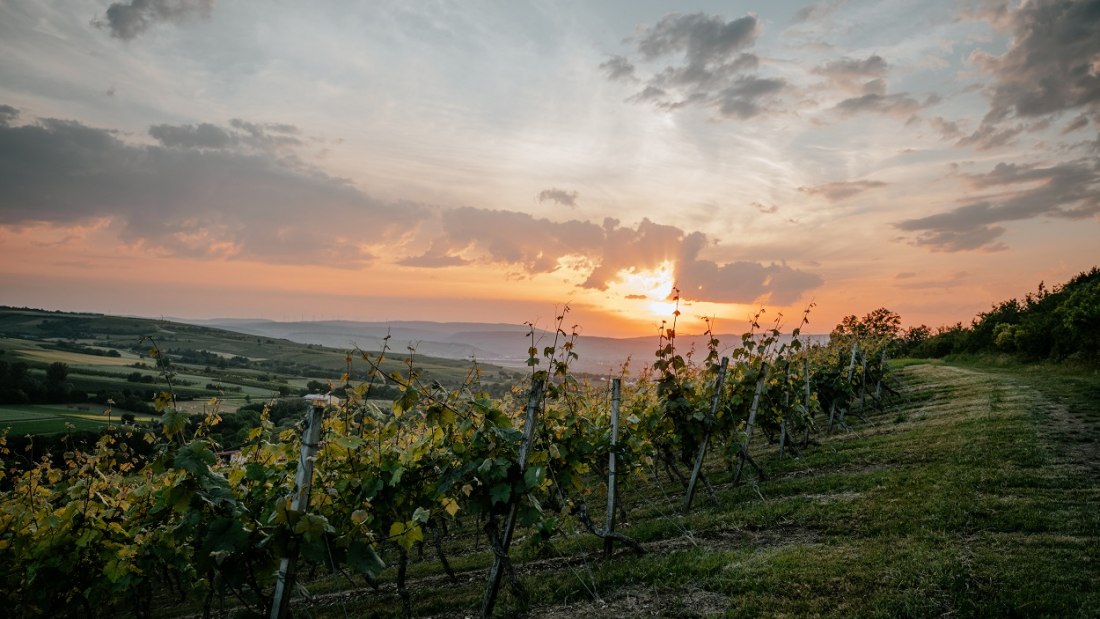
[1,0,1097,337]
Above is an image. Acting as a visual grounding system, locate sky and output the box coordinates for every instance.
[0,0,1097,338]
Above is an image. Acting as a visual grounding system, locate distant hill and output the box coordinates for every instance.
[186,318,827,374]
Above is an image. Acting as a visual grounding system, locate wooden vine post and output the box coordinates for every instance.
[839,341,859,427]
[779,360,795,458]
[733,361,768,485]
[270,398,328,619]
[831,341,859,432]
[859,351,869,415]
[604,378,621,558]
[683,357,729,514]
[875,350,887,400]
[802,357,812,447]
[480,375,545,619]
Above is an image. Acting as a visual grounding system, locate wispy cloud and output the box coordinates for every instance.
[896,161,1100,251]
[799,180,888,201]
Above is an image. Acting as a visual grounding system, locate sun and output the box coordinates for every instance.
[609,261,677,319]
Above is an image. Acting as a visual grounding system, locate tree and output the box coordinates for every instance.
[830,308,902,342]
[46,362,69,385]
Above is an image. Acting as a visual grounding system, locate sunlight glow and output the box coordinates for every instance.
[606,261,678,319]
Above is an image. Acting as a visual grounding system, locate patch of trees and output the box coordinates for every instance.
[901,267,1100,363]
[0,361,86,404]
[166,348,252,369]
[46,341,121,357]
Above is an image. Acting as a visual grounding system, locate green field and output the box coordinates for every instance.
[0,404,155,435]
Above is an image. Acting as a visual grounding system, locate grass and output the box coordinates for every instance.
[0,404,155,434]
[246,361,1100,619]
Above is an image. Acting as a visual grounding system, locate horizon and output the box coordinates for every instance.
[2,1,1097,339]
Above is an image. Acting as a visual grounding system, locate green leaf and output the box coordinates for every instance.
[347,540,386,577]
[523,466,544,490]
[490,483,511,505]
[174,442,216,477]
[294,513,334,542]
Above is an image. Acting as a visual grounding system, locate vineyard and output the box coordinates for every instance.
[1,305,1097,618]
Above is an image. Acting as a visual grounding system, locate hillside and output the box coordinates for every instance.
[187,317,828,374]
[0,307,519,438]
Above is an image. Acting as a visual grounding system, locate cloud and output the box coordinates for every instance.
[928,116,962,139]
[605,13,789,119]
[97,0,214,40]
[969,0,1100,122]
[635,13,760,64]
[958,0,1100,151]
[149,119,302,151]
[812,55,889,94]
[0,114,424,265]
[537,188,579,208]
[599,55,636,81]
[792,0,847,23]
[413,207,822,305]
[0,105,18,126]
[1062,113,1090,134]
[896,160,1100,251]
[799,180,887,201]
[715,76,786,118]
[956,122,1024,150]
[833,92,925,117]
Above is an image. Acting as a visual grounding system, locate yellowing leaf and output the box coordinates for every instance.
[441,497,460,517]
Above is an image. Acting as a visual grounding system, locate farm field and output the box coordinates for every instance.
[0,404,154,435]
[209,361,1097,619]
[0,307,515,438]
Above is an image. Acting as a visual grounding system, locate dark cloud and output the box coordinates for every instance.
[716,76,786,118]
[416,207,822,305]
[896,160,1100,251]
[955,123,1024,150]
[834,92,925,117]
[537,188,579,208]
[149,120,303,151]
[635,13,759,64]
[0,115,424,265]
[799,180,887,201]
[606,13,788,119]
[970,0,1100,122]
[599,55,636,81]
[0,105,18,126]
[812,55,889,94]
[149,122,235,150]
[97,0,214,40]
[959,0,1100,151]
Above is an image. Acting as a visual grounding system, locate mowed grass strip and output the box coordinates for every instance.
[0,404,154,435]
[172,363,1100,619]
